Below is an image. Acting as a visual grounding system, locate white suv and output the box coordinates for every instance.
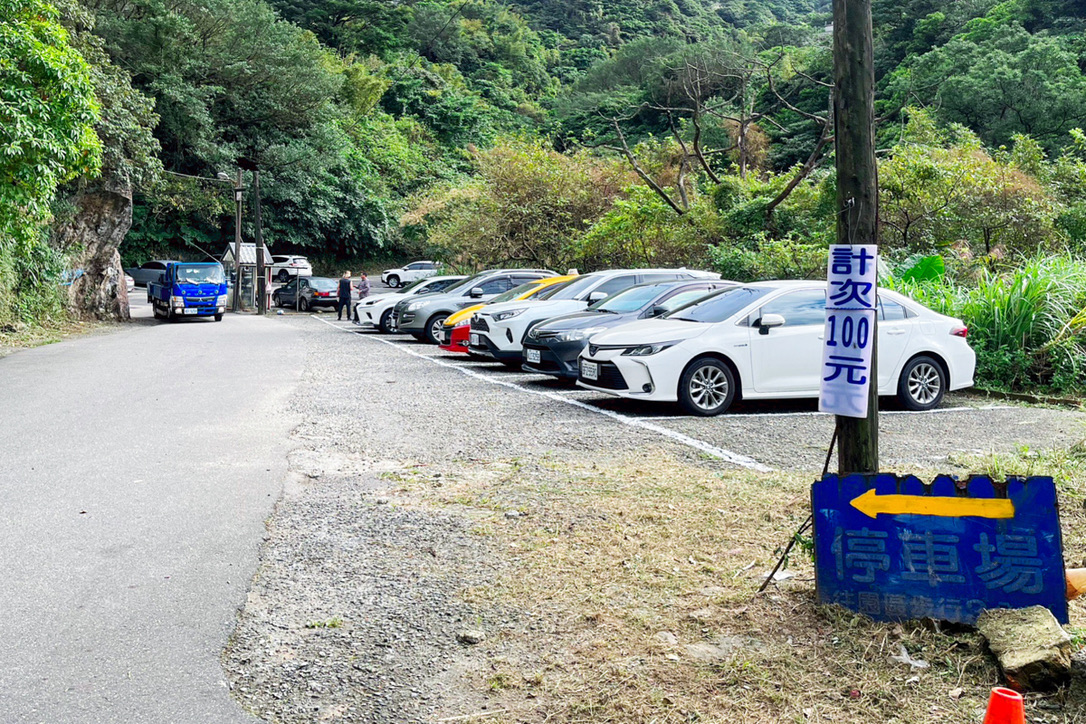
[270,255,313,283]
[382,261,441,288]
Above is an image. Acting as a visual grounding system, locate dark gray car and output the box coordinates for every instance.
[522,279,733,379]
[272,276,339,311]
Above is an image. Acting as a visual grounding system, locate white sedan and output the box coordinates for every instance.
[576,280,975,415]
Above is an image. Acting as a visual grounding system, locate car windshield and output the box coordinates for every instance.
[543,275,603,300]
[400,278,435,294]
[490,280,545,304]
[535,279,575,299]
[310,278,338,291]
[665,286,771,323]
[590,284,670,313]
[175,264,224,284]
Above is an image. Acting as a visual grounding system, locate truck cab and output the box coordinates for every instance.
[147,262,229,322]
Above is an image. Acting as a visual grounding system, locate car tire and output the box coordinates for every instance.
[273,292,282,307]
[678,357,736,416]
[425,314,449,344]
[378,309,395,333]
[277,269,290,283]
[897,355,945,411]
[387,275,400,288]
[299,297,309,312]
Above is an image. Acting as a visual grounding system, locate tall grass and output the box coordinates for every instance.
[886,254,1086,393]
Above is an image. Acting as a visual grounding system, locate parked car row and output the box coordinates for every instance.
[355,266,977,417]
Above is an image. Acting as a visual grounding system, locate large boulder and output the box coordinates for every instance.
[977,606,1072,691]
[54,180,132,322]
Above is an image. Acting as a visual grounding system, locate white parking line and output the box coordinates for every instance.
[315,316,772,472]
[648,405,1015,420]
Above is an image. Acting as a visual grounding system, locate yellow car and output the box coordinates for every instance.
[438,275,576,353]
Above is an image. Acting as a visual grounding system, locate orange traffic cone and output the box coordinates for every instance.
[982,687,1025,724]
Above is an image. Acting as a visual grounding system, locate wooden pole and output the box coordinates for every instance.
[253,168,266,315]
[833,0,879,474]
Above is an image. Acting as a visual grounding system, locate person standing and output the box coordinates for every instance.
[336,271,353,321]
[352,273,371,323]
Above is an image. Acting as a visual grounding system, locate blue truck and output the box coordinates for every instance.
[147,261,229,322]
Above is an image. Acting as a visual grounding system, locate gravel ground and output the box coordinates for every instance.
[224,314,1086,722]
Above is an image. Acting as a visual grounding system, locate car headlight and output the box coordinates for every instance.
[492,308,527,322]
[170,296,184,307]
[556,326,608,342]
[621,342,679,356]
[216,294,228,305]
[406,301,424,312]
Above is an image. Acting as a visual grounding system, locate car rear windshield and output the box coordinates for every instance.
[175,264,224,284]
[590,283,671,313]
[665,286,771,323]
[310,278,338,291]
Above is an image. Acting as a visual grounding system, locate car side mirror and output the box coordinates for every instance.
[757,313,786,334]
[469,287,485,298]
[650,305,669,317]
[587,291,608,304]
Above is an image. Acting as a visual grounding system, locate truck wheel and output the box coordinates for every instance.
[387,275,400,288]
[167,308,179,323]
[214,313,223,322]
[153,305,163,320]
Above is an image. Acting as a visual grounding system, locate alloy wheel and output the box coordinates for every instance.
[689,365,729,411]
[907,361,942,405]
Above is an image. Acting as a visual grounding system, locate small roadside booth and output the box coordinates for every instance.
[221,242,272,312]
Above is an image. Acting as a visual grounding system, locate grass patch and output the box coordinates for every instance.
[304,617,344,629]
[395,444,1086,723]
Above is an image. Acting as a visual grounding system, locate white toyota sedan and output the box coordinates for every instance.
[576,280,975,416]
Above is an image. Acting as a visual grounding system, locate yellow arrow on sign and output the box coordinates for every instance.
[850,489,1015,520]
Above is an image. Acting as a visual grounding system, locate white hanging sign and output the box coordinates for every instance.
[819,245,878,418]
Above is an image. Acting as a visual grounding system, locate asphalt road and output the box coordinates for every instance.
[0,305,304,723]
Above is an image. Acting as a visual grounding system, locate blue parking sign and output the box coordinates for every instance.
[812,474,1067,624]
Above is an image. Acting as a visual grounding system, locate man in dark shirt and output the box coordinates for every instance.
[336,271,353,321]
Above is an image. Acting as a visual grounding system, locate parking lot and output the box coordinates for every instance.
[304,312,1084,473]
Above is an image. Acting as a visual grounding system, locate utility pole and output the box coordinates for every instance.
[232,168,244,312]
[252,167,267,315]
[833,0,879,474]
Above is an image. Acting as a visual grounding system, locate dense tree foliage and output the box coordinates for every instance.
[0,0,101,325]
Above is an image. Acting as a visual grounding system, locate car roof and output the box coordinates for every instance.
[423,275,466,281]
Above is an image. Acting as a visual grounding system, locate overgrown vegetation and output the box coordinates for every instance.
[380,444,1086,722]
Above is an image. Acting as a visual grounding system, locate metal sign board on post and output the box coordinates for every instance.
[812,473,1067,625]
[820,245,878,418]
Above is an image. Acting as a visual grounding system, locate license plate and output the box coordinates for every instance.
[580,360,598,381]
[526,348,541,364]
[183,308,197,315]
[470,333,480,346]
